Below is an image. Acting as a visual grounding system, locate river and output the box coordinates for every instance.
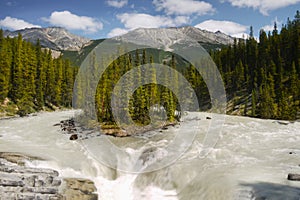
[0,110,300,199]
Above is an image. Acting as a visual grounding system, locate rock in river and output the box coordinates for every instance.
[287,173,300,181]
[0,152,98,200]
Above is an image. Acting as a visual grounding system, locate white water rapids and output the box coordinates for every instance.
[0,110,300,199]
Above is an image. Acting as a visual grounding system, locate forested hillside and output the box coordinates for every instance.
[0,11,299,122]
[75,50,183,126]
[0,31,77,116]
[212,11,300,120]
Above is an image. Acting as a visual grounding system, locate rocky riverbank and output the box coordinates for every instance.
[57,118,178,139]
[0,152,97,200]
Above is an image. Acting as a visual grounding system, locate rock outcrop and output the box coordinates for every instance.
[0,152,98,200]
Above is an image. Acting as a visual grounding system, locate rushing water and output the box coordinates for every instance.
[0,110,300,200]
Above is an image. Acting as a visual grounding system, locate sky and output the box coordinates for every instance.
[0,0,299,39]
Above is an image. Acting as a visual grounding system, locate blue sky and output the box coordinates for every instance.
[0,0,299,39]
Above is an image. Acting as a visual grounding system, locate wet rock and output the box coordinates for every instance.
[287,173,300,181]
[70,134,78,140]
[0,178,24,187]
[35,179,44,187]
[102,128,128,137]
[273,121,290,125]
[0,165,59,176]
[0,186,23,193]
[45,175,53,185]
[0,152,97,200]
[0,152,43,166]
[22,186,58,194]
[139,147,157,165]
[24,175,37,187]
[52,179,62,187]
[62,178,97,200]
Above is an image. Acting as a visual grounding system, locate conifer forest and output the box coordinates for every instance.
[0,11,299,122]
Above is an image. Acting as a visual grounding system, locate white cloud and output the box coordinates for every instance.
[116,13,190,29]
[231,32,249,38]
[153,0,215,16]
[222,0,300,15]
[0,16,41,30]
[107,0,128,8]
[43,11,103,33]
[108,28,129,37]
[195,19,248,37]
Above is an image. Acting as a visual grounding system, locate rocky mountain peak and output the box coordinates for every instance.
[114,26,235,51]
[3,27,90,51]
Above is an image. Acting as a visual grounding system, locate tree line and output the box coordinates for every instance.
[211,11,300,120]
[1,11,299,122]
[77,11,300,126]
[0,31,78,116]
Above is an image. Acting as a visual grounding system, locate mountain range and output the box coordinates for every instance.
[3,26,235,65]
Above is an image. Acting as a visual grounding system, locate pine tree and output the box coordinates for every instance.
[10,34,24,102]
[290,62,298,102]
[0,35,11,102]
[251,89,257,116]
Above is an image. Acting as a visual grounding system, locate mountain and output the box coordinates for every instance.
[63,26,234,65]
[3,26,235,65]
[179,26,235,45]
[3,27,90,51]
[114,26,234,51]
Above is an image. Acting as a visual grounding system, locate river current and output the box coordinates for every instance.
[0,110,300,199]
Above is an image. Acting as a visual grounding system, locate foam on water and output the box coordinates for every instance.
[1,110,300,199]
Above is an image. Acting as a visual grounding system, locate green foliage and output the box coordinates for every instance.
[2,11,300,123]
[212,10,300,120]
[0,32,77,116]
[94,49,181,125]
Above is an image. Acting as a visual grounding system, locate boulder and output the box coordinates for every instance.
[62,178,97,200]
[0,152,97,200]
[69,134,78,140]
[287,173,300,181]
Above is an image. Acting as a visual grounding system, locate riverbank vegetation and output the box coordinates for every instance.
[211,11,300,120]
[0,32,77,117]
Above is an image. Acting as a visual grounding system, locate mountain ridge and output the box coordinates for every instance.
[3,26,235,51]
[3,26,236,66]
[114,26,234,51]
[3,27,90,51]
